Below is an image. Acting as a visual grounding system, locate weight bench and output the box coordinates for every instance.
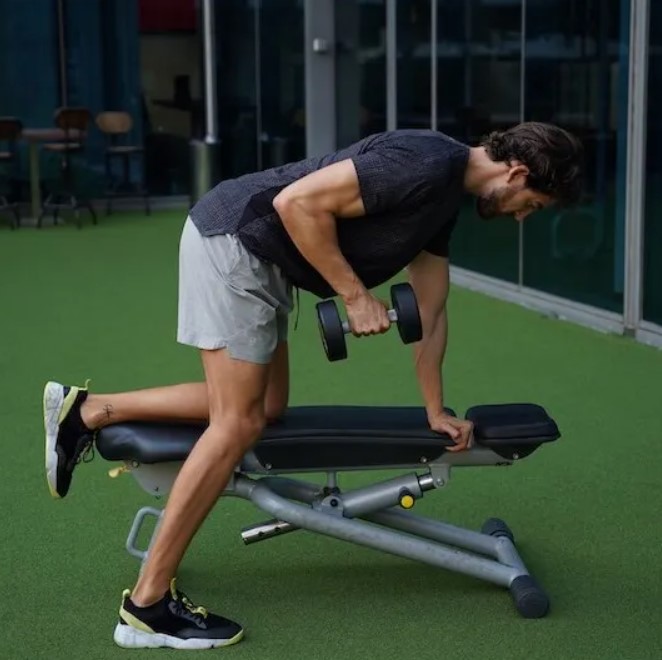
[96,402,560,619]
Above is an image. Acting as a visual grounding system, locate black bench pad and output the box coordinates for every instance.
[96,404,559,469]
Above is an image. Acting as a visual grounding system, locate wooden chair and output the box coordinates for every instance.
[96,111,150,216]
[39,107,97,229]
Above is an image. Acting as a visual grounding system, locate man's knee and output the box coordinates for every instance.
[265,398,287,424]
[210,411,266,460]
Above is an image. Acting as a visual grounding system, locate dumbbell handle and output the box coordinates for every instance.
[341,308,398,334]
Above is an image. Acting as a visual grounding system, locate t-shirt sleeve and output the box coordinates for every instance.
[350,135,447,215]
[424,214,458,257]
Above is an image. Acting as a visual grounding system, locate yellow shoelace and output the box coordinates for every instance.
[170,579,208,618]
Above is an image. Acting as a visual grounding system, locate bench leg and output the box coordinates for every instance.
[232,474,549,618]
[238,477,517,586]
[125,506,164,573]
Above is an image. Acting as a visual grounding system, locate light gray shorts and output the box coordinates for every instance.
[177,217,293,363]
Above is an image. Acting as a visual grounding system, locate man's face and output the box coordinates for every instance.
[476,166,555,222]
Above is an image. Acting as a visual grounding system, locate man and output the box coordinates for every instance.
[43,122,583,650]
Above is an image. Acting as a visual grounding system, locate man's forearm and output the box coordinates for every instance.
[275,198,365,301]
[414,308,448,420]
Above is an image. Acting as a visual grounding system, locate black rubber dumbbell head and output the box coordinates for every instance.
[317,299,348,361]
[390,283,422,344]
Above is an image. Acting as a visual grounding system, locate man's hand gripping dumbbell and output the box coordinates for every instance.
[317,283,422,361]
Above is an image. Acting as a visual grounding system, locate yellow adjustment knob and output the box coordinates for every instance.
[108,465,130,479]
[400,494,415,509]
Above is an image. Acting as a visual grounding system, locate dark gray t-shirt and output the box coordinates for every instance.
[190,129,470,299]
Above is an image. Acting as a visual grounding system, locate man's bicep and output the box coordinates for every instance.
[273,159,367,218]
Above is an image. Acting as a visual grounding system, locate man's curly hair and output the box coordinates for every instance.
[481,122,584,206]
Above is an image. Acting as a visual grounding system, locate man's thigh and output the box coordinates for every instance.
[177,218,292,365]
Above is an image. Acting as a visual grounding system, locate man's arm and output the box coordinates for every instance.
[273,159,390,335]
[407,251,473,451]
[273,160,365,301]
[407,250,450,419]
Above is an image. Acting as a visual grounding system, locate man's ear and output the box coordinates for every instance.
[506,162,530,184]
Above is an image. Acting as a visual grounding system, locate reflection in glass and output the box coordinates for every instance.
[335,0,387,148]
[644,1,662,325]
[215,0,304,178]
[139,0,199,195]
[436,0,522,283]
[522,0,629,312]
[397,0,431,130]
[258,0,305,168]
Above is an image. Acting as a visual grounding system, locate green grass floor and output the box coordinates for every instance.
[1,210,661,660]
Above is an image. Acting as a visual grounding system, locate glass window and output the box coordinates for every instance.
[336,0,387,147]
[140,0,200,195]
[258,0,305,168]
[437,0,522,283]
[0,0,59,125]
[521,0,629,313]
[1,0,153,201]
[215,0,304,178]
[644,1,662,325]
[214,1,258,178]
[397,0,432,130]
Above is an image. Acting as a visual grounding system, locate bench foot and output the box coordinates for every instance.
[510,575,550,618]
[482,518,515,543]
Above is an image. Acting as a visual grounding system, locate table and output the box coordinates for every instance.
[21,128,84,220]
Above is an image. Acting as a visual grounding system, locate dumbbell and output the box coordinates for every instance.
[316,283,423,361]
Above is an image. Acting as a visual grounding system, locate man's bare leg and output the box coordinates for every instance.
[44,343,289,500]
[112,346,273,648]
[81,341,290,429]
[129,347,271,606]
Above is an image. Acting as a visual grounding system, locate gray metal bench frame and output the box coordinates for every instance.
[116,442,549,619]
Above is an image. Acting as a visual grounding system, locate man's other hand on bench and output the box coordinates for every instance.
[428,412,474,452]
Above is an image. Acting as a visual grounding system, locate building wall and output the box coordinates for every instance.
[0,0,658,338]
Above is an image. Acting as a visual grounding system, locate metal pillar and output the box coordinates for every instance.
[190,0,222,205]
[624,0,650,332]
[304,0,336,157]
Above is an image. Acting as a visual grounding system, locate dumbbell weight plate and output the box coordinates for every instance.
[390,283,423,344]
[316,299,348,361]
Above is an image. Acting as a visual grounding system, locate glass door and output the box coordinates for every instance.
[213,0,304,177]
[335,0,387,148]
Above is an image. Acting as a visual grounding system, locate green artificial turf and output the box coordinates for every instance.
[1,210,661,659]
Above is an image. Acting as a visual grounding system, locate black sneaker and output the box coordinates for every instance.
[43,380,95,498]
[114,579,244,650]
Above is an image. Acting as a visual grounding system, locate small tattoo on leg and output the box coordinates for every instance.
[104,404,114,423]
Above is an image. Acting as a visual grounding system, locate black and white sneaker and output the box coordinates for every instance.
[114,579,244,650]
[43,380,95,498]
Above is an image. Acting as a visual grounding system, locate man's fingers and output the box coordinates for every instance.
[446,423,472,452]
[466,430,474,449]
[442,423,460,439]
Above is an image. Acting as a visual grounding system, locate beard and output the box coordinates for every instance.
[475,185,519,221]
[475,190,501,220]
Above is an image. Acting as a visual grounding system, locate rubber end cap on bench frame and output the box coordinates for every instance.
[509,575,550,618]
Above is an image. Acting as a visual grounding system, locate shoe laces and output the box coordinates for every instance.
[170,579,207,619]
[179,592,208,619]
[74,433,96,465]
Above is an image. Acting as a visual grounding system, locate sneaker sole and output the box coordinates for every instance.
[113,623,244,650]
[43,381,64,499]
